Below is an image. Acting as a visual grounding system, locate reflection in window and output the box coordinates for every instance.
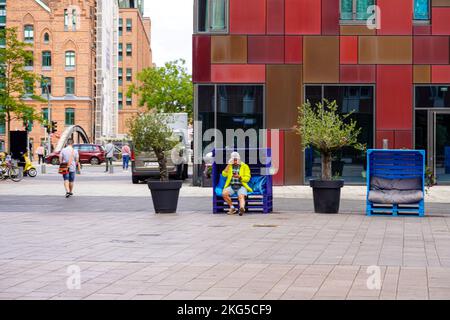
[414,0,430,20]
[65,108,75,126]
[415,86,450,108]
[42,51,51,67]
[340,0,375,21]
[197,0,227,33]
[305,85,374,184]
[65,51,75,68]
[24,25,34,41]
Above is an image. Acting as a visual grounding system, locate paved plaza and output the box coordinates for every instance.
[1,165,450,300]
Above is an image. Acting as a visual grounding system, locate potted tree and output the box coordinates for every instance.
[128,112,181,213]
[297,99,364,213]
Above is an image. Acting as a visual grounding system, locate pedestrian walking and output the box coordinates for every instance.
[104,140,115,173]
[36,145,45,164]
[121,143,131,171]
[58,139,80,198]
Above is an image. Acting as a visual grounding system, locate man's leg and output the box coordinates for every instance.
[222,190,233,208]
[238,195,246,210]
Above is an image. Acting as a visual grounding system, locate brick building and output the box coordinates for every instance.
[117,0,153,136]
[192,0,450,185]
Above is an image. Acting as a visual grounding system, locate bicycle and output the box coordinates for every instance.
[0,160,23,182]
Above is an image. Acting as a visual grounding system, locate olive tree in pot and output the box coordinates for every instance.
[297,99,364,214]
[128,112,181,213]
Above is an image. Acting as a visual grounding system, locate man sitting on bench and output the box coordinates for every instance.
[222,152,253,216]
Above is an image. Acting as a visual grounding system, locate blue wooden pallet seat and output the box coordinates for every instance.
[212,148,273,214]
[366,149,426,217]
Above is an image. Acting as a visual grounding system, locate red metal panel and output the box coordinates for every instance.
[431,66,450,83]
[432,8,450,35]
[395,131,413,149]
[376,66,413,130]
[267,129,285,186]
[414,36,449,64]
[248,36,285,64]
[340,65,375,83]
[230,0,266,34]
[321,0,340,35]
[340,36,358,64]
[285,0,321,35]
[414,25,431,35]
[267,0,285,35]
[211,64,266,83]
[377,0,412,35]
[192,35,211,83]
[285,36,303,64]
[376,131,395,149]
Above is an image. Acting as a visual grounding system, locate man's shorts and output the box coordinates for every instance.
[223,186,248,197]
[62,171,76,182]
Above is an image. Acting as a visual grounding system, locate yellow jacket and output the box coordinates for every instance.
[222,162,253,192]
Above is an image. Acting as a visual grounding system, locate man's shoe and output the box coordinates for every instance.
[65,192,70,198]
[227,208,238,215]
[239,207,245,216]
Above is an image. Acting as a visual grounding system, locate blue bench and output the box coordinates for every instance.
[445,146,450,174]
[212,148,273,214]
[366,149,426,217]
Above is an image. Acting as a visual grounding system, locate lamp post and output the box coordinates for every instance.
[41,75,51,173]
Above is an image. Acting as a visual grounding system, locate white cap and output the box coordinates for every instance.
[230,152,240,160]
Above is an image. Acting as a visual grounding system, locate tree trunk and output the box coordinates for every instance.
[321,152,332,181]
[156,150,169,182]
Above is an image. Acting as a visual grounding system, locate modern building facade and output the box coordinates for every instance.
[192,0,450,185]
[95,0,119,143]
[117,0,153,136]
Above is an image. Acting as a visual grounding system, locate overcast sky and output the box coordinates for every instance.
[144,0,193,73]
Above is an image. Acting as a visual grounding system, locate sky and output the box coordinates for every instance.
[144,0,193,73]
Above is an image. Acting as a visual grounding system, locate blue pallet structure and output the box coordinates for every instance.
[366,149,426,217]
[212,148,273,214]
[445,146,450,174]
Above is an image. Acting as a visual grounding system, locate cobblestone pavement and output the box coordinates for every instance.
[1,165,450,300]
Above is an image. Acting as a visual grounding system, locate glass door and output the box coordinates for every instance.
[433,112,450,184]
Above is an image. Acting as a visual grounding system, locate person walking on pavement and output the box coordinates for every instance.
[59,139,80,198]
[105,140,115,173]
[121,143,131,171]
[36,145,45,164]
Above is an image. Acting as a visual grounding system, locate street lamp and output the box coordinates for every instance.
[40,75,51,173]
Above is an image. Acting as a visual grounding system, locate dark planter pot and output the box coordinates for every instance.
[148,180,182,213]
[310,179,344,214]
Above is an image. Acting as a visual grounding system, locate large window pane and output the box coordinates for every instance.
[24,25,33,41]
[41,77,51,95]
[42,51,51,67]
[197,85,215,153]
[414,0,429,20]
[210,0,226,31]
[416,86,450,108]
[197,0,227,33]
[340,0,353,20]
[65,51,75,68]
[356,0,374,20]
[65,108,75,126]
[65,77,75,95]
[305,85,374,183]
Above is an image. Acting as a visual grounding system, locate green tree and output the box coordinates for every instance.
[127,112,179,181]
[297,99,365,181]
[0,28,45,152]
[127,59,193,119]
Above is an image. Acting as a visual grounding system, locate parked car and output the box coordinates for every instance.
[45,144,106,165]
[131,131,188,184]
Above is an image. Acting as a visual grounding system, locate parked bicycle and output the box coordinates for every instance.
[0,156,23,182]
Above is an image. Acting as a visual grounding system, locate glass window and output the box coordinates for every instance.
[118,68,123,85]
[24,25,34,42]
[197,85,215,153]
[42,108,49,122]
[197,0,227,33]
[126,18,132,32]
[64,9,69,28]
[41,77,51,95]
[119,43,123,61]
[24,79,34,95]
[65,108,75,126]
[118,92,123,109]
[415,86,450,108]
[65,77,75,95]
[414,0,430,20]
[304,85,375,184]
[126,68,132,81]
[118,18,123,36]
[126,96,132,106]
[72,9,77,30]
[126,43,132,56]
[65,51,75,68]
[44,33,50,43]
[42,51,51,67]
[25,51,34,67]
[340,0,375,21]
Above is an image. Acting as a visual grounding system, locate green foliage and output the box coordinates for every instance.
[127,59,193,119]
[0,28,46,151]
[297,99,365,180]
[127,112,179,181]
[425,166,436,194]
